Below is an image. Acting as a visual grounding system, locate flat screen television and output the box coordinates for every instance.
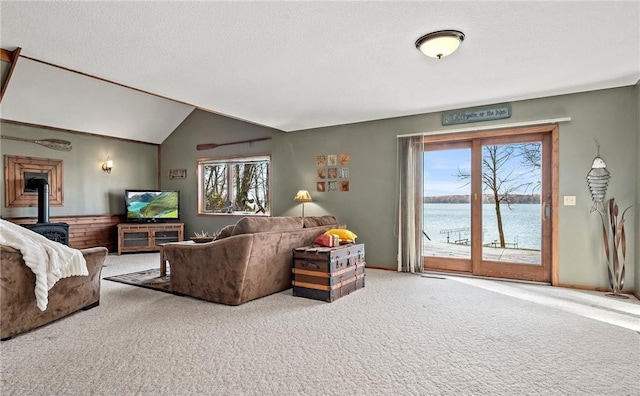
[125,190,180,222]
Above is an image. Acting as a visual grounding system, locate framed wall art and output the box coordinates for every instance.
[168,168,187,179]
[4,155,63,207]
[327,167,338,179]
[315,153,350,192]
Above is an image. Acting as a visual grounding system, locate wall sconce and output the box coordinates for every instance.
[415,30,465,59]
[293,190,312,218]
[102,156,113,174]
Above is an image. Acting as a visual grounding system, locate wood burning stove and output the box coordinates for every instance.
[21,177,69,245]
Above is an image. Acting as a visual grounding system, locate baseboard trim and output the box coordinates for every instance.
[422,270,551,286]
[365,265,395,271]
[556,283,636,295]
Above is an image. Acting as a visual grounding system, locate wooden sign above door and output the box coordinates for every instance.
[442,103,511,126]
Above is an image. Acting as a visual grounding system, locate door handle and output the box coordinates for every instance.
[543,201,551,220]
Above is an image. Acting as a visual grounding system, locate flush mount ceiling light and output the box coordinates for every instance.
[415,30,465,59]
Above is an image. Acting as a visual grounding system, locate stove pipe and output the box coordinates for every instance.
[26,177,50,223]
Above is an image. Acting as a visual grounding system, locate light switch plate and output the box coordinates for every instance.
[564,196,576,206]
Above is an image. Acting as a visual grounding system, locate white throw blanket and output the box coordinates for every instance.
[0,219,88,311]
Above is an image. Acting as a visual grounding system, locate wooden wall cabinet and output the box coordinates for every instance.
[117,223,184,255]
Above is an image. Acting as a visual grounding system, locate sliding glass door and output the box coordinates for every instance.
[424,142,472,273]
[422,126,554,283]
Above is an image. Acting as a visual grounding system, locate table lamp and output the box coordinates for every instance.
[293,190,312,218]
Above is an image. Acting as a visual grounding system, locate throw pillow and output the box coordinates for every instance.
[324,228,357,242]
[314,234,335,247]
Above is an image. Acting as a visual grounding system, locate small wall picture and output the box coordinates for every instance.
[327,154,337,166]
[339,167,349,178]
[327,167,338,179]
[169,169,187,179]
[317,182,326,192]
[317,168,326,179]
[339,153,350,165]
[339,181,350,192]
[316,155,326,166]
[327,181,337,191]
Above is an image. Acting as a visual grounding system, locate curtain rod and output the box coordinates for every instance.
[396,117,572,138]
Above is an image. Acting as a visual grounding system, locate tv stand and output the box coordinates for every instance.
[117,223,184,255]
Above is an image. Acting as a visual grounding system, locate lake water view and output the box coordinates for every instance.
[423,203,541,250]
[128,201,149,214]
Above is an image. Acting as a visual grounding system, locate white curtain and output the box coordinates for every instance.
[397,135,424,273]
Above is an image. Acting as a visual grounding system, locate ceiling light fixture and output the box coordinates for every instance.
[415,30,465,59]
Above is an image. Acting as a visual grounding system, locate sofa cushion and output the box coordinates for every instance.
[303,215,337,228]
[232,216,303,236]
[214,224,235,240]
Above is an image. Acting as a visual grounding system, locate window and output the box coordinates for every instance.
[198,154,270,215]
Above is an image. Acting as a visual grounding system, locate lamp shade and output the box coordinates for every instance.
[415,30,465,59]
[293,190,312,202]
[102,156,113,173]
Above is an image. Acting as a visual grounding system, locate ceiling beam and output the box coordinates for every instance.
[1,47,21,103]
[1,48,15,62]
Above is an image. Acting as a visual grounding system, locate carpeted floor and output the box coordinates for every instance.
[1,252,639,396]
[103,268,171,293]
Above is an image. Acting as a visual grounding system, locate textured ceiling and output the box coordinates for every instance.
[1,1,639,144]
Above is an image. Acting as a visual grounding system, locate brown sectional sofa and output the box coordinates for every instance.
[0,246,108,340]
[163,215,337,305]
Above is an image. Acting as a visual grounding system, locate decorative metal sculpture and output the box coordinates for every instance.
[586,143,610,213]
[598,198,632,298]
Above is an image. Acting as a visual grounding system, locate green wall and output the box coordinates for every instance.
[1,83,636,291]
[162,85,637,290]
[1,60,10,88]
[159,110,283,236]
[0,121,159,218]
[636,81,640,296]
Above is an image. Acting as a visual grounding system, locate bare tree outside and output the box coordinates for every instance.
[458,143,541,248]
[233,163,269,212]
[204,164,227,211]
[234,163,256,211]
[202,157,270,214]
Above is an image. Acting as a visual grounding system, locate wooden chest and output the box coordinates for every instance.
[292,243,365,302]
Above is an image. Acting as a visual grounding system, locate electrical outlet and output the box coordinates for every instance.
[564,196,576,206]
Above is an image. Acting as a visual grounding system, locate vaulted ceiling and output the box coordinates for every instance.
[1,1,639,144]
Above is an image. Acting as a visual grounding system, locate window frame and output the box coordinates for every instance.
[197,153,271,217]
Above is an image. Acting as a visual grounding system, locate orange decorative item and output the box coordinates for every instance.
[314,234,335,247]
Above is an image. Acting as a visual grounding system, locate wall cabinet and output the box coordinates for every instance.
[117,223,184,255]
